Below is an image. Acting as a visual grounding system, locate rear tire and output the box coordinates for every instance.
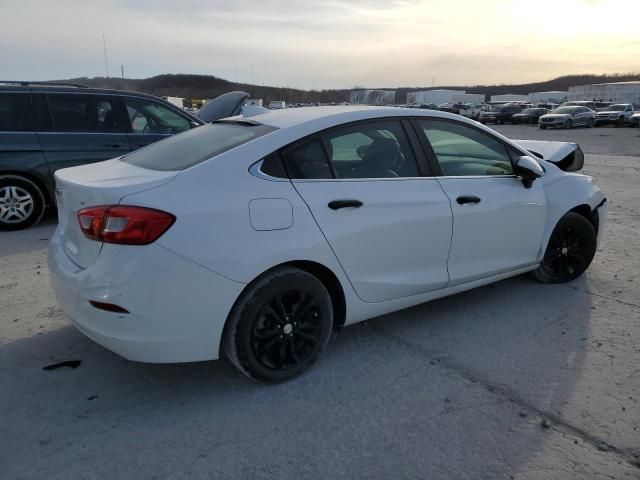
[223,266,333,383]
[531,212,597,283]
[0,175,46,231]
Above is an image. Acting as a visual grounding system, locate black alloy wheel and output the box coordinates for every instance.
[223,267,333,382]
[531,212,597,283]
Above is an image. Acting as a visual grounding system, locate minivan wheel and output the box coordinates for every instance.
[223,266,333,383]
[0,176,46,231]
[531,212,597,284]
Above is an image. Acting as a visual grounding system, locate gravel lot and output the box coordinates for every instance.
[1,125,639,479]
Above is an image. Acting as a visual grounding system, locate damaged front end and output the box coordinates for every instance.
[514,140,584,172]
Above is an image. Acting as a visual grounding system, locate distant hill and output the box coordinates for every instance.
[56,72,640,104]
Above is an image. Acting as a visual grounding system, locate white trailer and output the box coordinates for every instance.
[406,89,465,106]
[164,96,184,109]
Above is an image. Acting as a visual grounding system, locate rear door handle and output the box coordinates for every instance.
[328,199,363,210]
[103,143,124,148]
[456,195,481,205]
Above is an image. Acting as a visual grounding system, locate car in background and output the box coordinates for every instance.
[595,103,635,127]
[0,81,203,230]
[561,100,596,111]
[511,108,550,124]
[48,105,606,382]
[478,104,522,124]
[539,106,595,129]
[629,112,640,127]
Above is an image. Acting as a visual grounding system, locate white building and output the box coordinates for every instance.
[529,91,568,103]
[568,82,640,104]
[406,89,465,106]
[490,94,529,103]
[246,98,263,107]
[452,93,485,104]
[350,90,396,105]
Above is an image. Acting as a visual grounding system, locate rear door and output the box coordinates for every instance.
[416,118,546,286]
[284,119,452,303]
[123,96,193,151]
[34,92,131,175]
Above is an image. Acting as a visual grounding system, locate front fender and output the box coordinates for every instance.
[538,172,606,260]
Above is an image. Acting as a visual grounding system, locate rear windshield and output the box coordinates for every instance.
[121,121,276,171]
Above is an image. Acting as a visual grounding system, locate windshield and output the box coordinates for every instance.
[606,105,627,111]
[522,108,538,114]
[551,107,576,114]
[121,122,277,171]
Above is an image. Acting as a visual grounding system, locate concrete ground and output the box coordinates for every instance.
[1,125,639,479]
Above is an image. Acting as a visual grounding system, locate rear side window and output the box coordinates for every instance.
[121,121,276,171]
[282,120,419,179]
[47,94,129,133]
[0,93,34,132]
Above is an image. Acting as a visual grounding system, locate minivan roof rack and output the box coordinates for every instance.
[0,80,89,88]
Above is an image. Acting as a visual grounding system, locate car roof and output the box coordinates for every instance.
[246,105,470,129]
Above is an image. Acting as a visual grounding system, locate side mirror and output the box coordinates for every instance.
[515,156,545,188]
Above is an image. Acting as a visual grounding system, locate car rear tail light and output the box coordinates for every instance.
[77,205,175,245]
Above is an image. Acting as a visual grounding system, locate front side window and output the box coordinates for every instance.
[283,120,419,179]
[0,93,34,132]
[124,97,191,135]
[419,119,513,176]
[47,94,128,133]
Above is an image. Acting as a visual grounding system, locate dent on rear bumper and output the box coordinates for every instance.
[48,230,245,363]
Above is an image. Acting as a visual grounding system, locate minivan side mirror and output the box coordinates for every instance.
[515,155,545,188]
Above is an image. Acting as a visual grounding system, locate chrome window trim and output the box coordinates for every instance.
[249,159,289,182]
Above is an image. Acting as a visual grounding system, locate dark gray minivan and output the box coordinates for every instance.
[0,81,203,230]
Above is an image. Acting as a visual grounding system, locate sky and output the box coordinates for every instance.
[1,0,639,90]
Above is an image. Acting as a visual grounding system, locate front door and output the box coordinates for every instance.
[35,93,131,175]
[283,119,452,303]
[416,118,547,285]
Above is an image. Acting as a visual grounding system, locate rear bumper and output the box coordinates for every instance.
[48,229,245,363]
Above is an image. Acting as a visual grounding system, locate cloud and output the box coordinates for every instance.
[0,0,638,89]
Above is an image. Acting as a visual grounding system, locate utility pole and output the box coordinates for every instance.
[102,34,109,78]
[121,65,124,79]
[251,63,254,85]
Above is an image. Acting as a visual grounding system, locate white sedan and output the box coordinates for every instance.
[49,106,607,382]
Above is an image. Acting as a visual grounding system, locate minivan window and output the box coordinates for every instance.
[0,93,34,132]
[47,94,129,133]
[121,122,277,171]
[124,97,191,135]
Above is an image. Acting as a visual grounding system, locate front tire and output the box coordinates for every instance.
[531,212,597,283]
[587,118,594,128]
[0,175,46,231]
[565,120,573,129]
[223,267,333,383]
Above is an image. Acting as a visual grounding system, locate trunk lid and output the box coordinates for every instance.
[54,158,177,268]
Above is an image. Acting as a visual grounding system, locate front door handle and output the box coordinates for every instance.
[456,195,481,205]
[103,143,124,148]
[328,199,363,210]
